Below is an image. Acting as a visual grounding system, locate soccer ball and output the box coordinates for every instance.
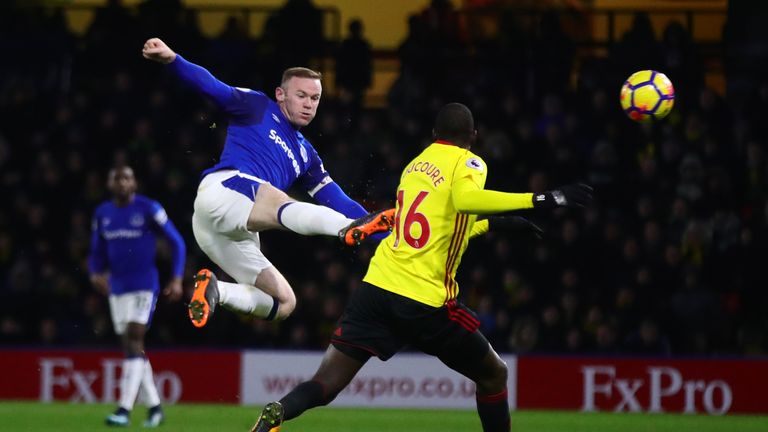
[619,70,675,123]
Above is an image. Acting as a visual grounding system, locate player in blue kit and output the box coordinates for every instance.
[88,166,186,427]
[142,38,393,329]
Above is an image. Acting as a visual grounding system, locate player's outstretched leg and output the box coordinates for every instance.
[338,208,395,246]
[250,401,284,432]
[188,269,220,328]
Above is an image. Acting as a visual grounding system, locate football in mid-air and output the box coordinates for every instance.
[619,70,675,123]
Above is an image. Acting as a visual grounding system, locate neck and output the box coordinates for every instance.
[278,104,301,129]
[114,194,134,206]
[434,139,469,149]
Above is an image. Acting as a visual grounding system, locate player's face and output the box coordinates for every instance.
[108,167,137,201]
[276,77,322,127]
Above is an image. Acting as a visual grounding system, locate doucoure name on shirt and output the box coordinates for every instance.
[404,160,445,187]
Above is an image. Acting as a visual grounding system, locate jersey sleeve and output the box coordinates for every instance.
[453,153,488,190]
[298,142,368,218]
[87,208,108,275]
[167,55,269,121]
[297,143,332,193]
[468,219,489,239]
[149,201,186,278]
[451,154,534,214]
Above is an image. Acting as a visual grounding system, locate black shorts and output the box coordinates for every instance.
[331,282,490,367]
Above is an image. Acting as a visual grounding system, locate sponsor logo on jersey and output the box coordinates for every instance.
[102,229,143,240]
[269,129,301,177]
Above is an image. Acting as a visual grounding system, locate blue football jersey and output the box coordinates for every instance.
[88,195,185,295]
[170,56,330,194]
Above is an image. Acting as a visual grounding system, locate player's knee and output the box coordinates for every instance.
[315,379,345,405]
[122,338,144,357]
[273,291,297,320]
[476,357,508,394]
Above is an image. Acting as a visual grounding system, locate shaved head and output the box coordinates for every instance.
[433,103,476,147]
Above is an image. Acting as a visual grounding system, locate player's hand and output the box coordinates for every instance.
[488,216,544,239]
[90,273,110,296]
[533,183,593,209]
[142,38,177,64]
[163,276,183,302]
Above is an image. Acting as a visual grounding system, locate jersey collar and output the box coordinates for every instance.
[433,139,458,146]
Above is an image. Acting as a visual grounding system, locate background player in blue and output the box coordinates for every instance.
[88,166,186,427]
[141,38,393,329]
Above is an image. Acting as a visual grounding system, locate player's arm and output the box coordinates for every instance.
[468,219,489,239]
[310,181,367,218]
[151,204,186,301]
[452,175,534,214]
[298,145,368,218]
[452,176,593,214]
[299,146,390,241]
[142,38,257,118]
[87,212,109,295]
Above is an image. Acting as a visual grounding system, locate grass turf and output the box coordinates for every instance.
[0,401,766,431]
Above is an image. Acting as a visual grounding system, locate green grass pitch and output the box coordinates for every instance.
[1,402,767,431]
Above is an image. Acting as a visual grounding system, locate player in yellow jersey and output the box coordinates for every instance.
[250,103,593,432]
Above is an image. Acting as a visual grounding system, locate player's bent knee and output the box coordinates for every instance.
[272,290,296,320]
[314,379,345,405]
[476,356,508,394]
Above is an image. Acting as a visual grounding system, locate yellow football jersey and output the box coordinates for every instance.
[363,142,487,307]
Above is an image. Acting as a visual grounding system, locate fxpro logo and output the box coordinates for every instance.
[268,129,300,177]
[39,358,182,404]
[581,365,732,415]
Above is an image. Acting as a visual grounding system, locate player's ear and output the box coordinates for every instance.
[275,86,285,102]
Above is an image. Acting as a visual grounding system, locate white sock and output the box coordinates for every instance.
[138,359,161,408]
[277,202,352,236]
[118,357,145,411]
[218,281,277,319]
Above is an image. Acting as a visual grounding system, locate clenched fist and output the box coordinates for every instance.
[142,38,176,64]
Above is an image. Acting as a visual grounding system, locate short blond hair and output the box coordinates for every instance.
[281,67,322,86]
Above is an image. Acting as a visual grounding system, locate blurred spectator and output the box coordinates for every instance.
[531,11,575,96]
[335,18,373,128]
[610,12,663,75]
[273,0,325,70]
[624,318,671,355]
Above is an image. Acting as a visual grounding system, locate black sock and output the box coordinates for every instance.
[279,380,326,421]
[476,388,510,432]
[148,405,162,415]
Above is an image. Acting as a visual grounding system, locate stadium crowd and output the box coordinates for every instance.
[1,0,766,356]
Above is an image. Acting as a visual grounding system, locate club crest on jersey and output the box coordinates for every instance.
[130,214,144,227]
[300,144,308,163]
[466,157,484,172]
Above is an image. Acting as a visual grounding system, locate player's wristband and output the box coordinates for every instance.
[532,191,566,209]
